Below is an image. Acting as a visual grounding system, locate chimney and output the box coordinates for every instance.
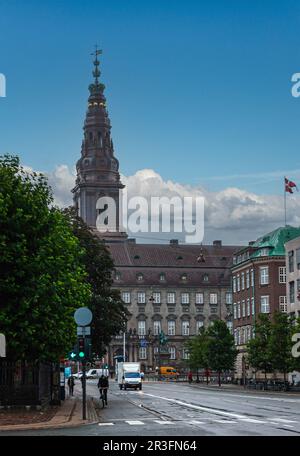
[249,241,255,246]
[213,240,222,247]
[170,239,179,245]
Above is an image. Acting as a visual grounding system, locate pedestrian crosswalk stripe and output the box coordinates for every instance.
[98,423,114,426]
[125,420,145,425]
[189,420,205,425]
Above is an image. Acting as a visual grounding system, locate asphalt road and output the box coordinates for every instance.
[1,380,300,436]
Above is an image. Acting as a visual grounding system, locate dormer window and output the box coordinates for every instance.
[115,271,121,281]
[159,273,166,282]
[181,273,187,281]
[137,273,144,281]
[203,274,209,282]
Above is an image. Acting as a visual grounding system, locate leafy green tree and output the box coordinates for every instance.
[62,207,129,359]
[185,328,210,380]
[268,312,294,382]
[247,314,273,381]
[0,155,91,361]
[206,320,237,387]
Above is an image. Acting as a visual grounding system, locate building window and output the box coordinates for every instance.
[251,269,254,287]
[259,266,269,285]
[240,328,245,345]
[297,248,300,270]
[288,251,295,273]
[169,347,176,360]
[242,300,246,318]
[234,329,238,345]
[182,321,190,336]
[251,297,255,315]
[139,347,147,359]
[168,320,176,336]
[237,302,241,318]
[196,320,204,333]
[136,273,144,281]
[279,296,287,313]
[260,296,270,313]
[182,348,190,360]
[152,292,161,304]
[279,266,287,284]
[122,292,131,304]
[196,293,204,304]
[210,293,218,304]
[260,248,269,257]
[241,273,245,290]
[159,273,166,282]
[181,293,190,304]
[115,271,121,281]
[246,270,250,289]
[153,321,161,335]
[167,292,176,304]
[233,276,237,293]
[227,321,233,333]
[137,292,146,304]
[233,303,237,319]
[290,281,295,304]
[181,273,187,281]
[237,275,241,292]
[237,328,240,345]
[247,326,251,341]
[203,274,209,282]
[247,298,250,317]
[138,320,146,336]
[226,292,232,304]
[210,307,218,314]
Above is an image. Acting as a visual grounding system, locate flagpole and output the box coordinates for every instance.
[284,176,287,226]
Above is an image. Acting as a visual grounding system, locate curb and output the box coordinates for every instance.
[0,397,99,432]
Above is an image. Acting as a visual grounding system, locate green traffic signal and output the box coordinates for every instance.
[78,351,85,358]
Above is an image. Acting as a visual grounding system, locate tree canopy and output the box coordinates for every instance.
[0,155,91,361]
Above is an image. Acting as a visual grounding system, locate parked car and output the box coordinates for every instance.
[72,371,83,379]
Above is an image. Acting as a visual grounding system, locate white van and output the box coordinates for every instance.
[86,368,109,379]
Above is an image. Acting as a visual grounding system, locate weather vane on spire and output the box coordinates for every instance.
[91,44,102,84]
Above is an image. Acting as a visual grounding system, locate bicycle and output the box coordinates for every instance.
[99,387,108,408]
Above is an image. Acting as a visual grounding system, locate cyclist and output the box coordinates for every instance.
[98,374,109,406]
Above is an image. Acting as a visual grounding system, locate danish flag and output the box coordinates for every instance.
[285,177,298,193]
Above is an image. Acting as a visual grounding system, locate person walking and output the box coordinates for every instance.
[188,371,193,384]
[67,375,75,396]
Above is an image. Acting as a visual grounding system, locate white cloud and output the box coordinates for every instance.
[26,165,300,245]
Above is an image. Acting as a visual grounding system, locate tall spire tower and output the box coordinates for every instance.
[72,48,127,241]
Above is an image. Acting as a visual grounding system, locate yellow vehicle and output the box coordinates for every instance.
[159,366,179,378]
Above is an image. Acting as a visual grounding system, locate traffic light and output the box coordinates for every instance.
[78,337,85,359]
[159,331,168,345]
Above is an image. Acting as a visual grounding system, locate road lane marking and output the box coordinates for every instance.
[213,420,238,424]
[142,392,250,420]
[268,418,298,423]
[153,420,174,425]
[98,423,114,426]
[125,421,145,425]
[189,420,205,425]
[240,418,266,424]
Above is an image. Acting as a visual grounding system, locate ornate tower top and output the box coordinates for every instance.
[72,49,127,241]
[74,47,123,189]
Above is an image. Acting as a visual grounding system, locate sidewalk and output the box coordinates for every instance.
[0,394,99,432]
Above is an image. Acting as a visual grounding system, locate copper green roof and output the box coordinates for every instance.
[251,225,300,258]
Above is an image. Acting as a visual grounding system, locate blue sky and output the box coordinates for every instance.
[1,0,300,196]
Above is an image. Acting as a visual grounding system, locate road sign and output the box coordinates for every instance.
[74,307,93,327]
[77,326,91,336]
[140,339,147,348]
[0,334,6,357]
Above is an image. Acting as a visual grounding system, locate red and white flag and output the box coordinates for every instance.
[285,177,298,194]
